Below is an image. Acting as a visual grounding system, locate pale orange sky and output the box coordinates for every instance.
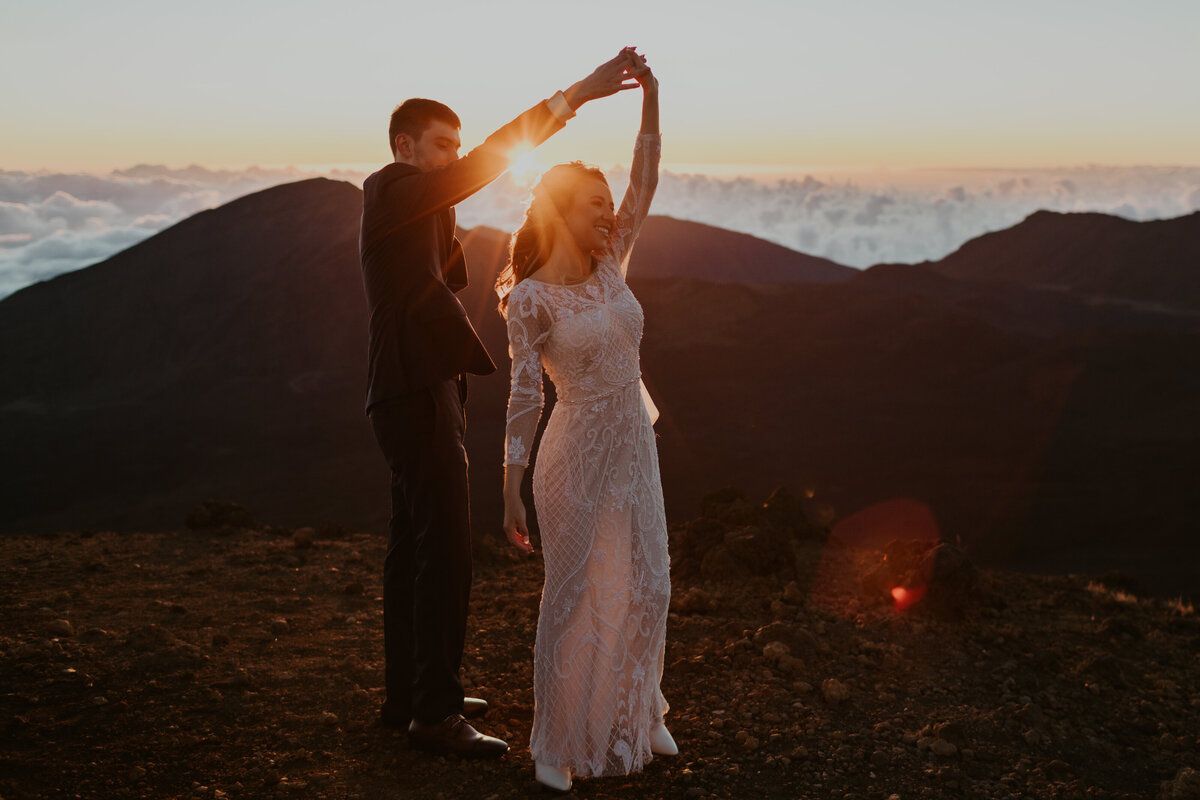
[3,0,1199,173]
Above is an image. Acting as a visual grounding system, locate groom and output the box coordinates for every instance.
[359,50,642,758]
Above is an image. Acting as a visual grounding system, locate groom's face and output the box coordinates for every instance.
[407,120,462,172]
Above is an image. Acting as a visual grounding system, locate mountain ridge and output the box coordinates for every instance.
[2,178,1197,598]
[927,208,1200,310]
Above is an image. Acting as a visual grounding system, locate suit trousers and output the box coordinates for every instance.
[368,376,471,724]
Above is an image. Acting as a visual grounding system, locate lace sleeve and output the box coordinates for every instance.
[503,287,549,467]
[611,133,661,275]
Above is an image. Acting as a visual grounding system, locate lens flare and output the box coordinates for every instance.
[890,585,926,612]
[506,144,545,188]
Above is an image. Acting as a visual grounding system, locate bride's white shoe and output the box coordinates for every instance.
[649,722,678,756]
[535,762,573,793]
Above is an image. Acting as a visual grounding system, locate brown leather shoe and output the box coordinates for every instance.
[462,697,489,719]
[381,698,486,729]
[408,714,508,759]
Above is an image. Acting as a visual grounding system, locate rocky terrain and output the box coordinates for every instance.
[3,491,1197,800]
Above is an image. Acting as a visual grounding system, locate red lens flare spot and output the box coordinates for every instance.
[890,585,925,611]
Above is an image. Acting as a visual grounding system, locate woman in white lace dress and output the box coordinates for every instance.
[497,51,675,792]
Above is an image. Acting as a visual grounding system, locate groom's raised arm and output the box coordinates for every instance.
[378,49,643,225]
[375,102,564,224]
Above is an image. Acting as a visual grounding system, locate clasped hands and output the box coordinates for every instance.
[565,47,657,109]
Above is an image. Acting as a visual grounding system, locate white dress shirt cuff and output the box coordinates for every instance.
[546,91,576,123]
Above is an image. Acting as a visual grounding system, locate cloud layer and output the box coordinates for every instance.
[457,165,1200,268]
[3,163,1199,298]
[0,165,341,297]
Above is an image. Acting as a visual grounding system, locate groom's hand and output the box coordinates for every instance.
[563,47,642,109]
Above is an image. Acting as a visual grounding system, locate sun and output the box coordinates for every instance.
[506,143,546,188]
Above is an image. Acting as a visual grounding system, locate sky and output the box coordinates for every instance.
[2,0,1200,297]
[3,0,1199,172]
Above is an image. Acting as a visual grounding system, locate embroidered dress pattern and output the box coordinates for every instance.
[503,134,669,777]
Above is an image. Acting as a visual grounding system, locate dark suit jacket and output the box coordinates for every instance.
[360,101,565,413]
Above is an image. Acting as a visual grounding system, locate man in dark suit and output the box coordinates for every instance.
[360,49,641,758]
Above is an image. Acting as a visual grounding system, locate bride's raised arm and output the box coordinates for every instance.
[612,56,660,274]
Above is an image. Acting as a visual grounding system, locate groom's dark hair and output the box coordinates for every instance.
[389,99,462,157]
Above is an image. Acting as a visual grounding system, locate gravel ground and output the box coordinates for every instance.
[2,493,1198,800]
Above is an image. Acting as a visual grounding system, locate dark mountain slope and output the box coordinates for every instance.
[928,210,1200,310]
[2,179,1197,598]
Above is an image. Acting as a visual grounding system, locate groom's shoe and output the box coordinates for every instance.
[408,714,508,759]
[462,697,489,719]
[383,698,486,729]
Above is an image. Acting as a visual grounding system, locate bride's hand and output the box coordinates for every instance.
[626,50,657,93]
[568,47,643,105]
[503,497,534,554]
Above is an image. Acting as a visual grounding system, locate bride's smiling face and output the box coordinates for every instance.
[561,177,615,253]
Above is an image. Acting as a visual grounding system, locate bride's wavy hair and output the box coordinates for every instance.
[495,162,608,317]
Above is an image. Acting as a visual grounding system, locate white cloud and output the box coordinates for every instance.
[2,162,1199,299]
[0,165,347,297]
[0,201,41,238]
[460,164,1200,268]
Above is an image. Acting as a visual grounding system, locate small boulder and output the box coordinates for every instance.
[916,542,978,610]
[1160,767,1200,800]
[762,641,791,661]
[782,580,805,605]
[46,619,74,637]
[672,586,714,614]
[721,526,792,576]
[752,622,820,655]
[700,487,761,525]
[933,721,968,748]
[929,739,957,757]
[821,678,851,705]
[763,486,810,533]
[292,528,315,549]
[123,624,178,651]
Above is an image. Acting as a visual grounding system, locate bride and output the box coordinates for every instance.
[497,49,675,792]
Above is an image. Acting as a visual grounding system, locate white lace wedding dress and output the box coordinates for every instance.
[503,133,670,778]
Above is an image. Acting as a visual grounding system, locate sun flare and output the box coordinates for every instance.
[506,143,546,188]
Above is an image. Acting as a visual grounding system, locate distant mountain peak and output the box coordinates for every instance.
[929,209,1200,309]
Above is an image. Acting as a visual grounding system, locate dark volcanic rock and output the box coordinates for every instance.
[186,500,260,531]
[674,488,814,581]
[699,487,761,525]
[717,525,793,578]
[915,542,979,611]
[860,539,979,615]
[1160,767,1200,800]
[763,486,823,541]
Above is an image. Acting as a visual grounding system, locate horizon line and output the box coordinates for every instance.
[6,161,1200,180]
